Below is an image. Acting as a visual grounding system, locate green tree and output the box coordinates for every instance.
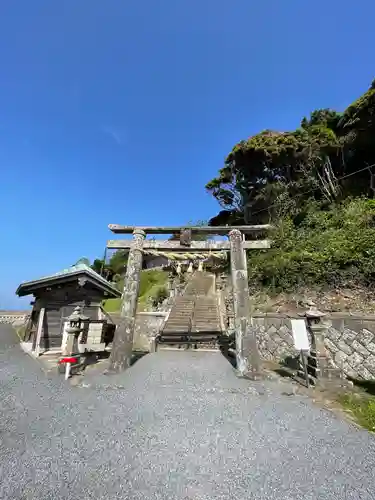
[206,80,375,225]
[108,250,128,275]
[91,258,105,274]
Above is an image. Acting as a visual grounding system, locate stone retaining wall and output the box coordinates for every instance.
[133,312,168,351]
[249,313,375,380]
[110,311,168,351]
[0,311,29,326]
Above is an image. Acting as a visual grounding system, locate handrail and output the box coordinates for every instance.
[217,290,226,333]
[188,297,196,333]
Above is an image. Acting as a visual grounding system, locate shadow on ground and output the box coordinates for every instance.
[349,379,375,395]
[220,347,237,368]
[81,350,148,373]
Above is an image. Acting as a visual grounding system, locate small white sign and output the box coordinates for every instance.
[291,319,310,351]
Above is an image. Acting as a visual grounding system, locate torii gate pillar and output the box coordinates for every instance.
[229,229,262,378]
[107,228,146,373]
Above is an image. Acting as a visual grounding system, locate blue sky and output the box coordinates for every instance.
[0,0,373,309]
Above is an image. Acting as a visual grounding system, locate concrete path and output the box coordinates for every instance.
[1,324,375,499]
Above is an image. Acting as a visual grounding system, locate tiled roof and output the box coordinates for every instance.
[16,263,121,297]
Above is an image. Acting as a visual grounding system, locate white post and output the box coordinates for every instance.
[61,321,68,354]
[65,363,71,380]
[34,307,45,357]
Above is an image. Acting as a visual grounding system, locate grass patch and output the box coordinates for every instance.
[339,393,375,432]
[15,323,29,342]
[102,297,122,313]
[102,269,168,313]
[138,269,168,311]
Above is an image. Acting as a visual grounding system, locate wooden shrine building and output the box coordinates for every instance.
[16,263,121,356]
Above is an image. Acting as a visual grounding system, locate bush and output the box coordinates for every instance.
[102,269,168,313]
[248,198,375,292]
[139,269,168,298]
[339,394,375,432]
[151,286,169,306]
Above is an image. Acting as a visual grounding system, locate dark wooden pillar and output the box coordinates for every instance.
[107,229,146,373]
[229,229,262,378]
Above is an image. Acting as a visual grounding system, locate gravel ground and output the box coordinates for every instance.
[1,324,375,500]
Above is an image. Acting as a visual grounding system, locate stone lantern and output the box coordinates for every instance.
[63,306,89,357]
[304,303,332,379]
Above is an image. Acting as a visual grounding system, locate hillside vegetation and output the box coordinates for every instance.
[206,80,375,306]
[102,269,168,313]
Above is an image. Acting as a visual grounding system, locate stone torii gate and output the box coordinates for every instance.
[106,224,271,378]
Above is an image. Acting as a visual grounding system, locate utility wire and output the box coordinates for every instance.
[249,164,375,218]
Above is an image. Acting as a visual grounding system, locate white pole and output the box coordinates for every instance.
[34,307,45,357]
[65,363,71,380]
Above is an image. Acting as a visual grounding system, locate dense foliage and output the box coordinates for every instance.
[206,80,375,291]
[206,80,375,226]
[90,250,128,282]
[248,199,375,291]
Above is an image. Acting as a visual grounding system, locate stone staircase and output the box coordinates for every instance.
[184,272,215,296]
[158,272,222,347]
[192,296,221,333]
[161,297,195,334]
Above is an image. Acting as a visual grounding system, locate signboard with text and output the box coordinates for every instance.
[291,319,310,351]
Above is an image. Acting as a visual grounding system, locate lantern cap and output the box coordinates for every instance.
[67,306,89,323]
[305,305,326,318]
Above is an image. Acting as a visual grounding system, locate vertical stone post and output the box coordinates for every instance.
[62,306,88,356]
[108,229,146,373]
[229,229,262,378]
[63,329,77,356]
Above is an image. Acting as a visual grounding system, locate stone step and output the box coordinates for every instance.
[193,328,220,332]
[194,321,220,326]
[194,324,219,328]
[192,331,221,335]
[167,314,193,318]
[166,314,191,318]
[159,336,220,342]
[165,319,191,324]
[164,320,191,325]
[194,314,218,319]
[164,320,190,325]
[194,320,220,324]
[171,307,193,314]
[194,312,218,316]
[157,346,219,352]
[164,323,191,329]
[194,320,219,325]
[195,305,217,308]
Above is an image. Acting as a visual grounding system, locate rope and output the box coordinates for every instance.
[142,249,228,260]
